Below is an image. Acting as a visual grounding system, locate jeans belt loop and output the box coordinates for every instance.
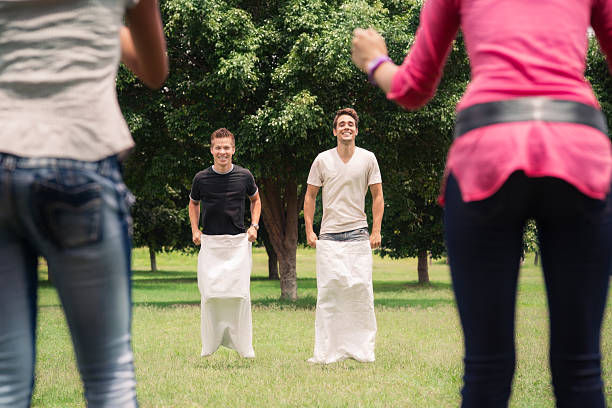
[2,155,16,171]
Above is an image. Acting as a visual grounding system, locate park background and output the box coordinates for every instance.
[36,0,612,406]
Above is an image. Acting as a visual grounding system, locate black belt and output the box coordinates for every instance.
[454,97,609,138]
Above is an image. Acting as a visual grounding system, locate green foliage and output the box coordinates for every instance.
[118,0,612,265]
[379,181,445,259]
[117,59,203,253]
[586,36,612,131]
[131,191,192,254]
[119,0,469,257]
[522,219,539,255]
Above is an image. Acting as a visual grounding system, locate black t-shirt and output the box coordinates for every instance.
[189,165,258,235]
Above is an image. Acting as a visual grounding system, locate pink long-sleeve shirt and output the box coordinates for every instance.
[388,0,612,203]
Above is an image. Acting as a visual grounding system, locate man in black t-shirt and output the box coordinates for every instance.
[189,128,261,242]
[187,127,261,358]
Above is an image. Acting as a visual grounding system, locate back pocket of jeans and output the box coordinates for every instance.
[33,178,103,249]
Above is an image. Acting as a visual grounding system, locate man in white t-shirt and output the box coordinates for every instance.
[304,108,384,363]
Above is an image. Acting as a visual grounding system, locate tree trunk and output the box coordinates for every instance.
[265,240,279,280]
[279,252,297,300]
[258,176,301,300]
[417,250,429,283]
[534,251,539,266]
[260,222,279,280]
[149,247,157,273]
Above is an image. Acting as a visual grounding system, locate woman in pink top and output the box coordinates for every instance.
[353,0,612,406]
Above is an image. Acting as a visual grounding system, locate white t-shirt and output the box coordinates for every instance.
[307,147,382,234]
[0,0,139,161]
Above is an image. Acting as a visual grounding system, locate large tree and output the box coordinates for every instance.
[117,0,469,293]
[143,0,437,299]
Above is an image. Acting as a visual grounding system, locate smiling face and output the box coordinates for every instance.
[333,114,358,145]
[210,136,235,168]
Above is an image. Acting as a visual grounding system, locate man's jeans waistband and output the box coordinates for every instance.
[319,227,369,242]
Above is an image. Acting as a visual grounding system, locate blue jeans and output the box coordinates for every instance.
[444,172,611,407]
[319,227,369,242]
[0,154,138,407]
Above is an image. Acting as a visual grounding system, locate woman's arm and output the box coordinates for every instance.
[351,28,398,95]
[121,0,168,89]
[351,0,460,109]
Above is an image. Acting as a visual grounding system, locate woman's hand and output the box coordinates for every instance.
[351,28,389,73]
[351,28,398,94]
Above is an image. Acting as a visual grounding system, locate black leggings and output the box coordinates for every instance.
[444,172,611,407]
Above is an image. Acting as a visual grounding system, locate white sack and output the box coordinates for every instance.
[197,233,254,358]
[308,239,376,364]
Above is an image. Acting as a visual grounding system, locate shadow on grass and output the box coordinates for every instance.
[131,295,453,310]
[375,298,454,308]
[252,296,453,310]
[42,273,451,291]
[373,281,452,292]
[134,300,200,307]
[132,270,195,280]
[129,296,316,310]
[39,274,454,310]
[252,295,317,310]
[132,279,196,286]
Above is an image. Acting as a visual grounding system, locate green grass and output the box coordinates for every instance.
[32,249,612,407]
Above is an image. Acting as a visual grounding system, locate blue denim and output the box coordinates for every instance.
[444,172,611,408]
[0,154,138,407]
[318,227,370,242]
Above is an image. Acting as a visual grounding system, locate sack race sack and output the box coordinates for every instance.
[197,233,254,358]
[308,239,376,364]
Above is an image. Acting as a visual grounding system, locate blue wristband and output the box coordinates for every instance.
[367,55,392,85]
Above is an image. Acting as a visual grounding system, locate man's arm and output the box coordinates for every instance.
[121,0,168,89]
[369,183,384,249]
[247,191,261,242]
[304,184,320,248]
[188,199,202,246]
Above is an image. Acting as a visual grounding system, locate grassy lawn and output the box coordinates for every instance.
[32,248,612,407]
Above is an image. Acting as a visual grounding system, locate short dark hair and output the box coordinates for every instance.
[333,108,359,129]
[210,127,235,145]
